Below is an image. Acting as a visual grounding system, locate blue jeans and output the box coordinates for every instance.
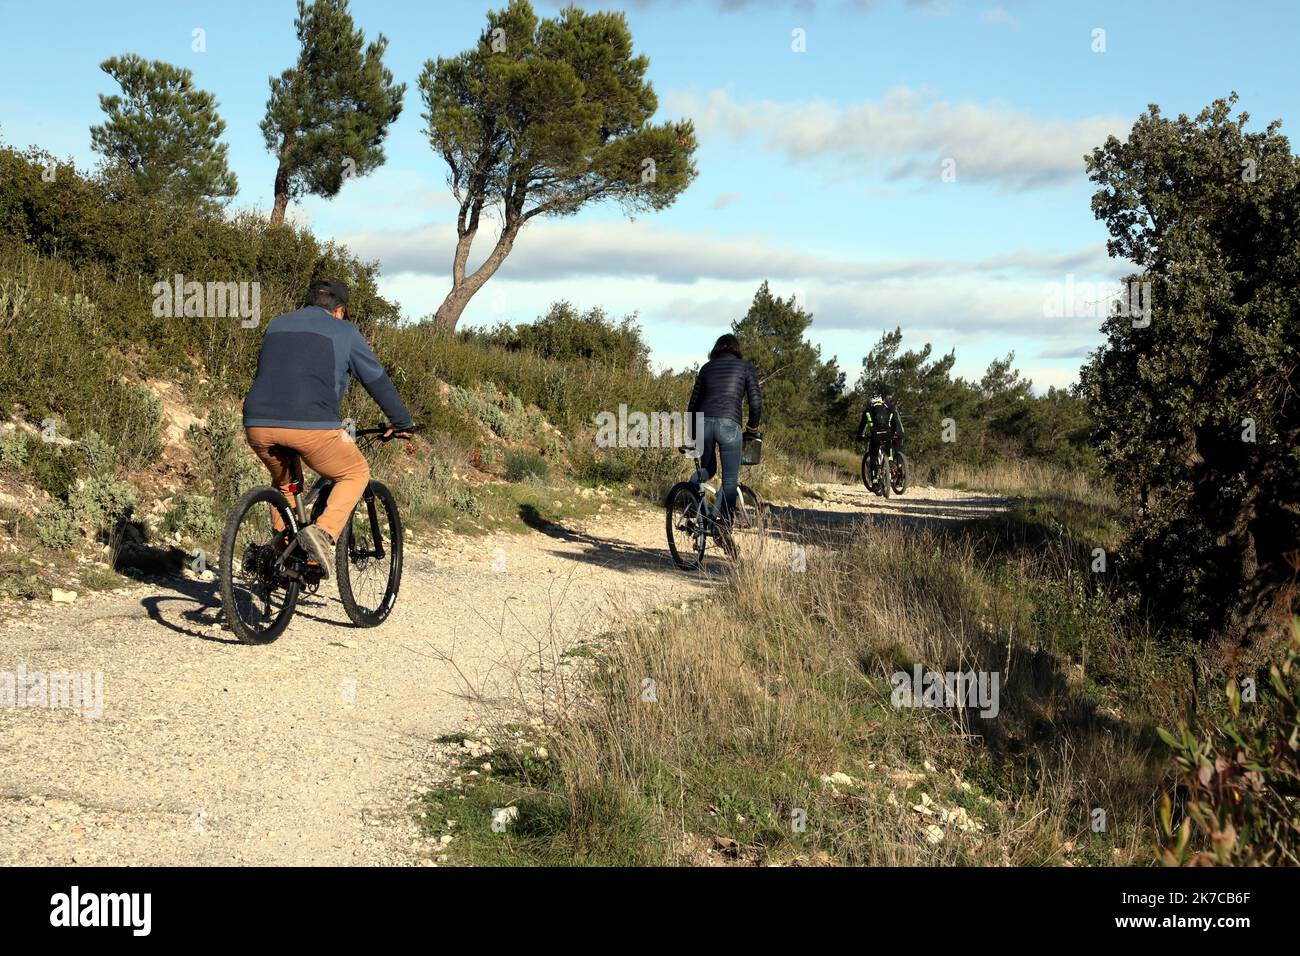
[691,416,743,522]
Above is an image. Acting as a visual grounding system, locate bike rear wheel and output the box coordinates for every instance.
[890,452,909,495]
[336,480,403,627]
[219,486,301,645]
[877,448,891,498]
[665,481,707,570]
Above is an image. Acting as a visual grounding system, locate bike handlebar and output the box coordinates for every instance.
[355,423,421,440]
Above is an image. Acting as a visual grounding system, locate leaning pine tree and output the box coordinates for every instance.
[418,0,697,333]
[1080,93,1300,664]
[262,0,405,225]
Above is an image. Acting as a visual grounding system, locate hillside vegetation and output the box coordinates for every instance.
[2,110,1298,868]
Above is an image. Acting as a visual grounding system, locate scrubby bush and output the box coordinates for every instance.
[189,409,262,507]
[447,485,484,518]
[470,301,650,372]
[505,450,549,482]
[162,494,222,542]
[67,475,137,535]
[36,505,81,550]
[0,430,29,470]
[1158,620,1300,866]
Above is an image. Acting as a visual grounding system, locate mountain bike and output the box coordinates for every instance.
[218,423,417,644]
[861,440,908,497]
[664,442,763,570]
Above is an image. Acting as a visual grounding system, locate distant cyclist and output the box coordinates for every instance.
[856,381,904,485]
[242,278,414,577]
[686,333,762,528]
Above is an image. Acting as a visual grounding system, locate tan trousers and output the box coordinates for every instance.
[245,426,369,541]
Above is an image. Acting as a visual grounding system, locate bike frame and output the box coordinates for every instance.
[274,437,388,571]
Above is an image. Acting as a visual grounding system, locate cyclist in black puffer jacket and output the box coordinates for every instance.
[686,334,762,525]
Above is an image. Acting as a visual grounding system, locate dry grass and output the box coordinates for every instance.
[937,460,1111,508]
[427,472,1175,866]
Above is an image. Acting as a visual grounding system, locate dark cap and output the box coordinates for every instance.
[308,277,350,307]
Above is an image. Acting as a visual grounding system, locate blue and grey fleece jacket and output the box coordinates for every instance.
[242,306,414,430]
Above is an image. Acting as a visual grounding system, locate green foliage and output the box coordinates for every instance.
[505,449,550,482]
[416,0,697,330]
[27,441,81,498]
[0,430,29,471]
[90,54,237,204]
[1079,94,1300,646]
[0,143,399,397]
[448,485,484,518]
[732,282,847,459]
[67,475,137,533]
[188,409,262,508]
[78,430,117,476]
[262,0,405,220]
[35,475,137,551]
[162,494,223,542]
[472,302,650,371]
[36,506,81,551]
[1158,621,1300,866]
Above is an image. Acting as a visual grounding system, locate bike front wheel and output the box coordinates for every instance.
[735,482,763,529]
[336,480,404,627]
[219,486,301,645]
[665,481,707,570]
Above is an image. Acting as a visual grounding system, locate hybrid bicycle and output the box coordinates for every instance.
[665,438,763,570]
[218,423,417,644]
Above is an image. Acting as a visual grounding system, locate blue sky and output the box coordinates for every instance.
[2,0,1297,388]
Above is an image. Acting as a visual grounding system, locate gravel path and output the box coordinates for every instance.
[0,483,1005,866]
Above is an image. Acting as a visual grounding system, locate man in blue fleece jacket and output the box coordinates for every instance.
[243,278,413,576]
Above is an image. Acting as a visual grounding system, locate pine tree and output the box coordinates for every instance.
[90,54,237,205]
[262,0,406,224]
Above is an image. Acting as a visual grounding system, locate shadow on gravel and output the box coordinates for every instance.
[518,503,729,579]
[135,570,337,643]
[763,492,1013,548]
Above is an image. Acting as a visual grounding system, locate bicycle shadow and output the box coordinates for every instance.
[518,503,727,580]
[124,565,338,644]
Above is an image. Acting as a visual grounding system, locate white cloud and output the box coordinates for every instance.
[344,218,1116,287]
[665,87,1127,190]
[982,7,1021,30]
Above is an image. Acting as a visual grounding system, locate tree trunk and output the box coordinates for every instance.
[270,154,291,225]
[432,223,520,334]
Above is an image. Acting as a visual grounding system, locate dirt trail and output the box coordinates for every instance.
[0,483,1005,866]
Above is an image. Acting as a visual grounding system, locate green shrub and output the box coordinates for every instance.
[78,430,117,476]
[189,409,262,507]
[27,441,82,498]
[448,485,484,518]
[505,450,549,482]
[0,430,29,471]
[68,475,137,534]
[109,382,164,467]
[36,505,80,550]
[1158,620,1300,866]
[162,495,222,542]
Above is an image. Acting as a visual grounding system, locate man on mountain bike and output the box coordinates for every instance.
[856,382,904,486]
[242,278,414,577]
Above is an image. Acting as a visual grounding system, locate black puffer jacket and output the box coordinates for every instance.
[687,353,762,430]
